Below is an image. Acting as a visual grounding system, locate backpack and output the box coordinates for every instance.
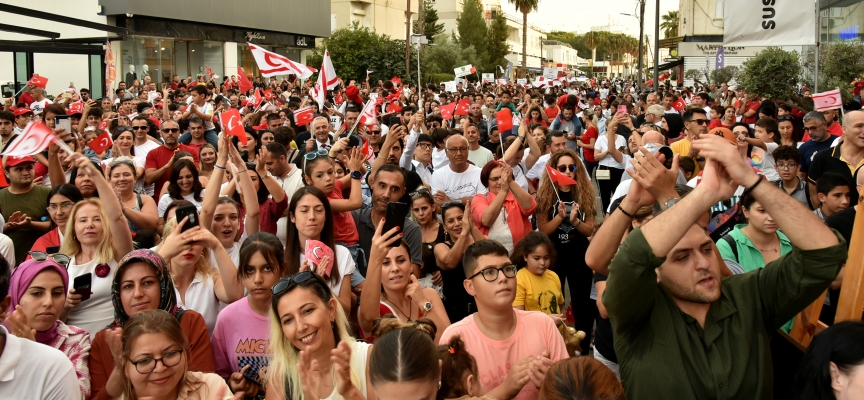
[721,235,739,263]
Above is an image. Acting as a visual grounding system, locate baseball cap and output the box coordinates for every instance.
[4,155,36,168]
[13,107,33,117]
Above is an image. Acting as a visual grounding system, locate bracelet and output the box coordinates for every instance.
[617,204,637,219]
[236,169,248,173]
[214,164,227,170]
[741,176,763,197]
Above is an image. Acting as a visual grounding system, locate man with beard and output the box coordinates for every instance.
[549,104,582,151]
[799,111,836,184]
[603,134,846,399]
[369,125,424,204]
[144,119,199,197]
[0,156,52,264]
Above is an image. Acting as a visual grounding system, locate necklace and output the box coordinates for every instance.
[755,246,778,253]
[382,292,412,322]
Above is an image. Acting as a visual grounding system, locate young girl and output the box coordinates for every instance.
[511,232,565,321]
[303,146,364,256]
[198,143,217,180]
[438,335,491,400]
[212,232,284,398]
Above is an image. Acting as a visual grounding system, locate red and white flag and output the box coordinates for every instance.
[496,108,514,132]
[386,102,403,114]
[28,74,48,89]
[248,43,316,79]
[361,139,376,163]
[812,89,843,112]
[67,102,84,115]
[455,99,471,116]
[391,76,402,87]
[294,106,314,126]
[305,240,335,276]
[1,121,58,156]
[237,67,253,94]
[220,108,247,145]
[86,131,113,154]
[99,119,109,130]
[359,100,378,126]
[205,66,214,79]
[104,42,116,99]
[311,49,339,109]
[439,102,457,120]
[546,165,578,186]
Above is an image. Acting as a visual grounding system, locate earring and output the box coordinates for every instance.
[438,381,442,391]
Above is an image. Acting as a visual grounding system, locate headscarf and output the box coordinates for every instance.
[6,259,69,344]
[110,249,180,327]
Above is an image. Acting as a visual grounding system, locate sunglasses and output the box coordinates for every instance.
[131,126,148,131]
[557,164,578,173]
[688,119,709,126]
[271,271,329,297]
[28,251,71,268]
[304,148,329,161]
[161,128,180,133]
[410,187,431,199]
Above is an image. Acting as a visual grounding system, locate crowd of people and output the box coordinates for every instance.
[0,69,862,400]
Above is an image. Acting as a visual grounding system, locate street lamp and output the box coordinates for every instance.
[621,2,645,89]
[411,34,428,92]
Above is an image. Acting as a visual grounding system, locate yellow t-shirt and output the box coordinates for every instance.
[670,138,701,175]
[513,268,564,314]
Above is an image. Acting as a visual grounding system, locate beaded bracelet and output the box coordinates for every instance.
[617,204,636,219]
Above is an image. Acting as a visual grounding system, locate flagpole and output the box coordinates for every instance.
[814,2,820,93]
[347,99,371,136]
[545,167,562,203]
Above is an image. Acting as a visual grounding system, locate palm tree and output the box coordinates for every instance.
[660,10,679,39]
[508,0,540,77]
[583,31,603,63]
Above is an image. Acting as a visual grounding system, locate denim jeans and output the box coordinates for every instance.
[179,129,218,148]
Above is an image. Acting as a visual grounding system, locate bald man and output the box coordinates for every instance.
[430,135,488,207]
[607,130,689,212]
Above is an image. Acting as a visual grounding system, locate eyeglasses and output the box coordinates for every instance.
[468,264,518,282]
[271,270,330,297]
[129,349,184,374]
[688,119,709,126]
[777,115,794,121]
[776,163,799,170]
[803,125,823,131]
[28,251,71,268]
[410,187,431,199]
[161,128,180,133]
[447,147,468,154]
[131,126,148,131]
[557,164,578,173]
[369,130,381,135]
[418,143,433,150]
[46,202,76,214]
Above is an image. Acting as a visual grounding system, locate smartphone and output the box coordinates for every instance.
[73,273,92,302]
[175,204,199,232]
[55,115,71,132]
[617,104,628,116]
[380,202,409,247]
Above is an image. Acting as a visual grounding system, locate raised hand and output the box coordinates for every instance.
[297,350,321,400]
[369,217,403,266]
[331,341,361,398]
[227,365,259,398]
[7,306,36,341]
[629,147,680,204]
[405,274,427,308]
[347,147,364,172]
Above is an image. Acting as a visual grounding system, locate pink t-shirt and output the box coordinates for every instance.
[211,297,271,384]
[439,310,568,400]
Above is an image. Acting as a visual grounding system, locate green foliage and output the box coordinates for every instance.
[413,0,444,44]
[424,73,456,85]
[456,0,486,50]
[737,47,804,108]
[661,11,679,39]
[307,22,418,83]
[482,12,510,73]
[421,34,481,78]
[684,69,709,86]
[710,66,738,85]
[802,41,864,102]
[547,30,638,63]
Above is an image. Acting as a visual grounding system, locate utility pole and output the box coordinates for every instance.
[653,0,659,92]
[406,0,411,79]
[637,0,645,89]
[417,0,425,85]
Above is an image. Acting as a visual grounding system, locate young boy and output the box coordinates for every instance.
[772,145,810,208]
[742,118,781,181]
[439,240,568,400]
[814,172,851,220]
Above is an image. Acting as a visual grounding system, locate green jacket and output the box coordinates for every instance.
[603,227,846,400]
[716,224,793,272]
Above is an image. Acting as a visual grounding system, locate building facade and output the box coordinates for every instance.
[330,0,416,40]
[819,0,862,43]
[542,40,581,75]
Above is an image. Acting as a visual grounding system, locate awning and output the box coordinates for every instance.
[651,58,684,71]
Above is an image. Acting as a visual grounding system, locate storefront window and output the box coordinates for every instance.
[236,44,302,79]
[120,37,174,90]
[190,41,224,79]
[823,6,863,43]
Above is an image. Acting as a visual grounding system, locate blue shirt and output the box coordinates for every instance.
[798,138,833,173]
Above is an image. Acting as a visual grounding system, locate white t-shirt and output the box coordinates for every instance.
[157,190,206,219]
[526,153,551,181]
[275,166,306,246]
[594,134,628,168]
[760,142,780,181]
[174,271,221,334]
[66,258,118,339]
[430,164,488,201]
[299,245,356,298]
[41,170,72,187]
[599,88,609,100]
[0,326,80,400]
[196,102,216,131]
[432,148,450,170]
[134,140,161,159]
[29,99,52,115]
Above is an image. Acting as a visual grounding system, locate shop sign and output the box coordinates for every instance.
[245,32,266,41]
[678,43,767,58]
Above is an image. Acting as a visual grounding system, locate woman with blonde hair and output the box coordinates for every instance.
[60,153,134,337]
[535,148,596,352]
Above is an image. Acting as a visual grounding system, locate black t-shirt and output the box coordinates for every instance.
[440,241,476,322]
[593,273,617,363]
[481,140,501,154]
[808,143,862,203]
[819,206,856,326]
[547,190,590,259]
[421,225,446,276]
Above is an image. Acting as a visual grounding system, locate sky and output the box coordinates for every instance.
[495,0,680,40]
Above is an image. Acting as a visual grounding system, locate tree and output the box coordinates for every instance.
[737,47,809,111]
[307,22,418,83]
[413,0,444,44]
[456,0,486,51]
[802,41,864,103]
[421,34,481,78]
[508,0,540,76]
[660,11,679,39]
[483,13,510,73]
[685,66,738,87]
[583,31,605,62]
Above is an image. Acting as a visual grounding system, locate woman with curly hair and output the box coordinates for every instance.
[535,148,596,352]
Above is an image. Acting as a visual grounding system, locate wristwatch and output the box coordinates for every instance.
[350,170,363,180]
[663,198,680,210]
[421,301,433,314]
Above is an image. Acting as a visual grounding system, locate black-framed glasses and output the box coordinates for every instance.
[557,164,578,173]
[688,119,709,126]
[131,126,148,131]
[129,349,184,374]
[417,143,433,149]
[777,115,794,121]
[447,147,468,153]
[468,264,518,282]
[272,271,330,297]
[776,162,799,170]
[28,251,71,267]
[161,128,180,133]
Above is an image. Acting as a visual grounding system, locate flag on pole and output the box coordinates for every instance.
[439,102,457,121]
[205,66,214,79]
[220,108,247,145]
[28,74,48,89]
[455,99,471,116]
[496,108,514,132]
[311,49,338,109]
[294,106,314,126]
[546,165,578,186]
[104,42,116,99]
[248,43,316,79]
[1,121,58,156]
[812,89,843,112]
[361,139,376,163]
[86,131,113,154]
[237,67,253,94]
[359,99,378,126]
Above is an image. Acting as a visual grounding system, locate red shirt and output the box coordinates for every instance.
[544,107,559,120]
[826,121,843,136]
[581,126,599,163]
[260,196,289,235]
[144,144,200,196]
[855,81,864,95]
[28,227,62,258]
[708,119,731,130]
[741,100,761,125]
[328,179,359,245]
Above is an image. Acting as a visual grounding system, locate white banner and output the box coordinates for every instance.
[442,81,457,92]
[723,0,815,46]
[454,65,474,78]
[543,68,558,80]
[481,73,494,83]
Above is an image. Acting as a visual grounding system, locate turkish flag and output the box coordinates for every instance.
[546,165,578,186]
[28,74,48,89]
[470,67,476,74]
[264,90,274,101]
[454,99,471,116]
[386,102,403,114]
[439,102,457,120]
[305,240,335,276]
[812,89,843,112]
[86,131,113,154]
[294,106,314,126]
[99,119,109,130]
[672,98,686,112]
[67,102,83,115]
[361,139,376,163]
[391,76,402,87]
[237,67,253,94]
[205,66,214,79]
[254,88,264,105]
[496,108,513,132]
[1,121,57,156]
[220,108,247,145]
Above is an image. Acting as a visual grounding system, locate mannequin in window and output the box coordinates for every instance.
[125,65,137,88]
